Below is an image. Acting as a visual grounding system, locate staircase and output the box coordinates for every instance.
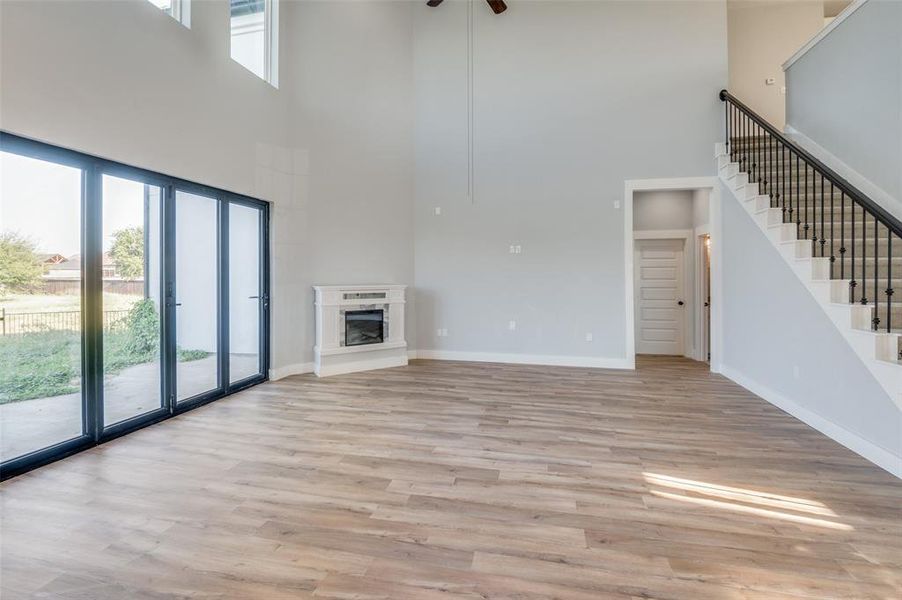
[716,90,902,408]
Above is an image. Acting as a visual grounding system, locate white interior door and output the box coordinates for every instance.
[636,239,685,356]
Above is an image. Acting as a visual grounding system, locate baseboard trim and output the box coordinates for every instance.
[721,365,902,479]
[269,362,314,381]
[413,350,633,370]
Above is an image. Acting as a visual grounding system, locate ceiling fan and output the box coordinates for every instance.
[427,0,508,15]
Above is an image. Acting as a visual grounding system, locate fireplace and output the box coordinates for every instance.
[345,309,384,347]
[313,285,407,377]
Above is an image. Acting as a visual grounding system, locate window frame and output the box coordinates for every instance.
[0,131,271,480]
[230,0,279,87]
[148,0,191,28]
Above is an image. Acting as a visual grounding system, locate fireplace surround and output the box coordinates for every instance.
[313,285,407,376]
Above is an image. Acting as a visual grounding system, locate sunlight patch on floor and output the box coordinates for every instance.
[644,472,853,531]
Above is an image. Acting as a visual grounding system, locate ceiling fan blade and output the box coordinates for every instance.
[486,0,507,14]
[426,0,444,6]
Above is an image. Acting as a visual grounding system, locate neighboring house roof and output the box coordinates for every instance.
[46,253,116,272]
[37,253,66,264]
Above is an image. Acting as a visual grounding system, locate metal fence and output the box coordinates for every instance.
[0,309,131,336]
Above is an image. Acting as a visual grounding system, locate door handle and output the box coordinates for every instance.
[248,295,260,299]
[677,301,684,306]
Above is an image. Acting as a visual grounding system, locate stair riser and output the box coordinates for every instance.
[719,146,902,384]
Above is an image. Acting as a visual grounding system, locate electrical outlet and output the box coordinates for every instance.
[509,244,522,254]
[436,328,449,337]
[585,332,593,342]
[508,320,517,331]
[434,206,442,216]
[613,200,621,209]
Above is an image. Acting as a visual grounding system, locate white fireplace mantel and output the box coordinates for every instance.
[313,284,408,377]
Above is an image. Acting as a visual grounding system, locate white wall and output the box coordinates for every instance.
[693,188,711,228]
[278,1,416,371]
[727,0,824,130]
[634,190,694,231]
[785,0,902,207]
[719,181,902,464]
[413,1,727,363]
[0,0,417,375]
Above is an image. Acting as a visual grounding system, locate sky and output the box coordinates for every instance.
[1,152,148,258]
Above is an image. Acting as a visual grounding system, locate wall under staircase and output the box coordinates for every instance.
[716,145,902,477]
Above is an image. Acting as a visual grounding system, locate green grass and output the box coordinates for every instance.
[0,330,211,405]
[0,331,81,403]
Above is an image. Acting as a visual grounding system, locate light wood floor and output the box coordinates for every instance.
[1,356,900,599]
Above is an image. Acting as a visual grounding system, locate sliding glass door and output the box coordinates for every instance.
[101,175,165,426]
[175,190,221,403]
[228,201,265,385]
[0,151,86,462]
[0,132,270,479]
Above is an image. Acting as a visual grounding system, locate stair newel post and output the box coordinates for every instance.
[840,191,846,281]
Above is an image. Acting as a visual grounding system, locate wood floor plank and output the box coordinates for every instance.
[1,356,900,599]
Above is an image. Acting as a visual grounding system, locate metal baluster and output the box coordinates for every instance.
[767,132,772,201]
[752,122,757,188]
[861,207,868,306]
[795,153,801,238]
[874,214,879,328]
[851,201,857,302]
[887,232,894,333]
[829,180,835,277]
[781,144,787,221]
[840,191,846,280]
[724,100,729,155]
[820,173,826,257]
[804,160,810,244]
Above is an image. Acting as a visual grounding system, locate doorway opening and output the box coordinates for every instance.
[624,177,719,371]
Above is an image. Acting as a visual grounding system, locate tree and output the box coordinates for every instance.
[110,226,144,280]
[0,232,43,294]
